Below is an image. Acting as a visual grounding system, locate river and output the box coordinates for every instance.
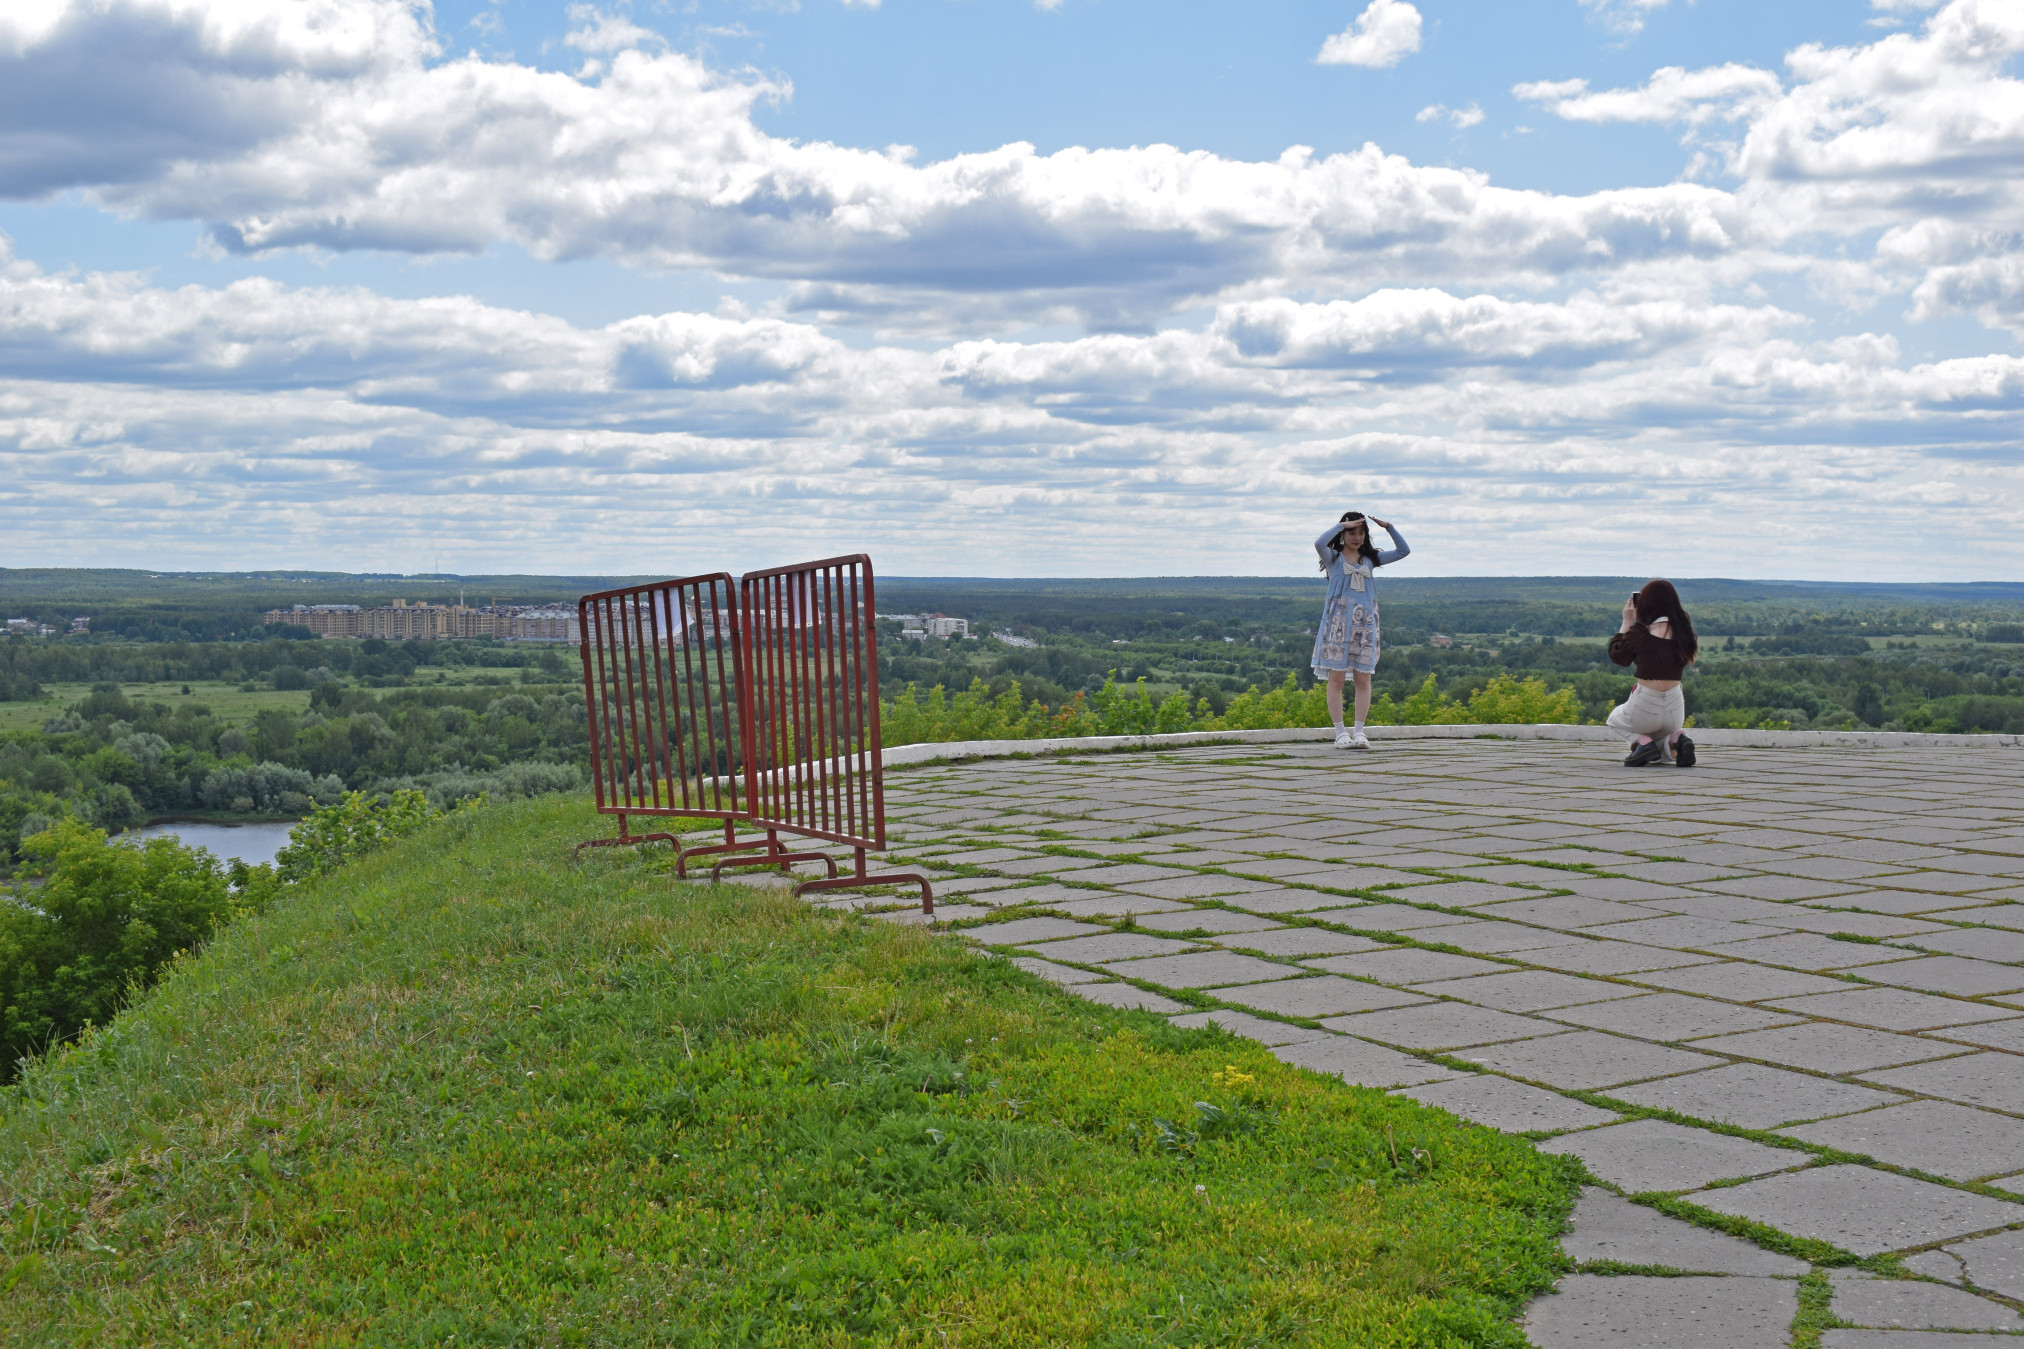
[124,820,298,867]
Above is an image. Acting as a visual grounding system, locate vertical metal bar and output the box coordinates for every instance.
[579,597,607,815]
[794,568,819,837]
[635,587,666,810]
[861,559,888,851]
[672,584,703,811]
[844,562,869,841]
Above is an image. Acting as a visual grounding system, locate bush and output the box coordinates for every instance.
[0,820,275,1080]
[275,789,448,884]
[369,760,583,810]
[197,761,344,815]
[1983,625,2024,644]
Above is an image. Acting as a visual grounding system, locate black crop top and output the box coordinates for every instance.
[1609,624,1688,681]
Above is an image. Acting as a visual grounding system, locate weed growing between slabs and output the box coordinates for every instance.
[0,795,1579,1345]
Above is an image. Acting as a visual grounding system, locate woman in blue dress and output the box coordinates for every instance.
[1313,512,1410,750]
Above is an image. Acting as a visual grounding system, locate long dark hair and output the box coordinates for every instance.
[1635,579,1698,666]
[1322,511,1381,571]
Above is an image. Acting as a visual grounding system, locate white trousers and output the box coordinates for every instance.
[1606,683,1686,744]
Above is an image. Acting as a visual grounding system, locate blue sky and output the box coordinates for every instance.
[1,0,2020,578]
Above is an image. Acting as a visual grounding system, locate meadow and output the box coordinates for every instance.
[0,796,1580,1345]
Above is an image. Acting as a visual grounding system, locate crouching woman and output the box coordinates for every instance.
[1607,580,1699,767]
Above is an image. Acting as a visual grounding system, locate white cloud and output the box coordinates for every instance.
[1416,103,1485,130]
[562,5,664,53]
[1578,0,1670,38]
[1514,64,1782,126]
[1316,0,1422,69]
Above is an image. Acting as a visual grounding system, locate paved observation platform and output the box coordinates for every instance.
[798,735,2024,1345]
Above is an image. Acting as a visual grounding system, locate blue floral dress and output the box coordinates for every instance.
[1311,521,1410,676]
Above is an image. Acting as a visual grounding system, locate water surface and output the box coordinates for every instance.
[125,820,297,867]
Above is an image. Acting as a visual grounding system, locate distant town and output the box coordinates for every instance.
[262,599,578,642]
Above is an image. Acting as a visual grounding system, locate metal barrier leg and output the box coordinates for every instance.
[708,831,842,884]
[794,846,934,916]
[573,813,682,861]
[676,818,772,879]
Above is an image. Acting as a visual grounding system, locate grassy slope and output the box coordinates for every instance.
[0,797,1578,1346]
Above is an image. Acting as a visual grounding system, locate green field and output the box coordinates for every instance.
[0,796,1578,1344]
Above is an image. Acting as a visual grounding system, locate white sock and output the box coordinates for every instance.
[1353,719,1365,731]
[1332,719,1345,732]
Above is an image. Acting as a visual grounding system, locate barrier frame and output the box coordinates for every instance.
[707,554,931,912]
[573,571,813,880]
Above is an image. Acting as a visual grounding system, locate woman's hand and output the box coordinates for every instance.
[1621,596,1638,630]
[1371,517,1392,531]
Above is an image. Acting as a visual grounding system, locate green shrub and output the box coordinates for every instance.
[273,789,448,884]
[0,820,275,1080]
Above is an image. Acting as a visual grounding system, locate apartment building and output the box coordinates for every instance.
[263,600,580,642]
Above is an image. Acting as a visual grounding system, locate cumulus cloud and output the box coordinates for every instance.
[1317,0,1422,68]
[1416,103,1485,130]
[1514,65,1782,127]
[1578,0,1670,37]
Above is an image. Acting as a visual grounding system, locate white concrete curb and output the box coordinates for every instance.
[882,722,2024,768]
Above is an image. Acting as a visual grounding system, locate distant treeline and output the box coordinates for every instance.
[0,634,574,701]
[0,680,587,869]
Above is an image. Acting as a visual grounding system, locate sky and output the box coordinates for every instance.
[1,0,2021,581]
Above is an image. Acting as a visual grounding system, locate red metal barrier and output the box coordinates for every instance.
[709,555,931,912]
[574,573,816,879]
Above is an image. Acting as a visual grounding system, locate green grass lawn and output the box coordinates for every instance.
[0,797,1579,1345]
[0,680,313,732]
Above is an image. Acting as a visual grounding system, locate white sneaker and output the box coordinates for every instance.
[1334,728,1354,749]
[1351,729,1371,750]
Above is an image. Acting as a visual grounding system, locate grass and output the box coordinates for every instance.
[0,795,1580,1346]
[0,680,313,731]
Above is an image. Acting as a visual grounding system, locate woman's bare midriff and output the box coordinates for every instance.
[1639,679,1681,692]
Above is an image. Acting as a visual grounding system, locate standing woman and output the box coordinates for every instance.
[1313,511,1410,750]
[1607,579,1699,767]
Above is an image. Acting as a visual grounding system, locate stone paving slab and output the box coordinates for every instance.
[1538,1119,1802,1193]
[1218,927,1386,957]
[1927,1017,2024,1053]
[1394,1074,1621,1133]
[1821,1332,2024,1348]
[1385,880,1545,907]
[1269,1035,1464,1089]
[1692,1022,1964,1074]
[1132,908,1281,934]
[1412,968,1645,1012]
[1514,941,1721,976]
[1458,1029,1725,1091]
[1658,893,1817,924]
[1595,915,1796,948]
[1308,902,1478,931]
[1690,1164,2024,1256]
[1523,1274,1797,1347]
[1781,1099,2024,1182]
[1069,983,1193,1013]
[1217,975,1428,1019]
[1699,932,1923,970]
[1120,874,1283,900]
[1827,890,2003,915]
[1046,894,1195,918]
[1324,1002,1561,1050]
[1914,927,2024,962]
[1167,1009,1328,1046]
[1830,1274,2023,1331]
[1548,991,1802,1041]
[1427,921,1590,954]
[1867,956,2024,996]
[1306,948,1517,984]
[1606,1061,1905,1129]
[1101,950,1302,989]
[1778,911,1954,939]
[1220,888,1351,914]
[1006,956,1108,985]
[1765,988,2020,1031]
[1056,863,1192,885]
[1558,1188,1807,1274]
[1486,896,1669,929]
[1864,1053,2024,1114]
[987,855,1113,876]
[1626,961,1855,1001]
[1943,1227,2024,1299]
[1022,932,1200,963]
[972,916,1110,945]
